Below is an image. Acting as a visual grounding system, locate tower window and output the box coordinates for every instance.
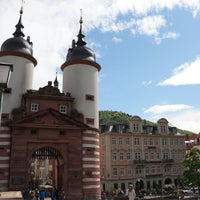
[60,105,67,114]
[31,103,38,112]
[86,118,94,125]
[85,94,94,101]
[3,88,12,93]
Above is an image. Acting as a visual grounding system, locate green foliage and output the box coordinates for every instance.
[99,110,195,135]
[99,110,131,124]
[183,148,200,187]
[178,129,195,135]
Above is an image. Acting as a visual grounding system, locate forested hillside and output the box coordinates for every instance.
[99,110,195,135]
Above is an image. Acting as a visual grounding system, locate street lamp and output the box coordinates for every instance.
[0,62,13,125]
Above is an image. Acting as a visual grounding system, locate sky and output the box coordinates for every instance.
[1,0,200,133]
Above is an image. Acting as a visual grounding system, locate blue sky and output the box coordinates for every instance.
[1,0,200,132]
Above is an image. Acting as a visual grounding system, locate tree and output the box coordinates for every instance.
[183,148,200,188]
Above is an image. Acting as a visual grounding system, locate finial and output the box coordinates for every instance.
[54,71,59,88]
[80,9,83,24]
[20,0,24,14]
[76,9,86,47]
[13,0,25,37]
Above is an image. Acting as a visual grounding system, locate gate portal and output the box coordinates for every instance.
[28,146,63,190]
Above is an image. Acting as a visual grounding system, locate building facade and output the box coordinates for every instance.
[100,116,186,195]
[0,8,101,200]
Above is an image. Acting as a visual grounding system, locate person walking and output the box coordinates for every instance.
[125,184,136,200]
[29,190,37,200]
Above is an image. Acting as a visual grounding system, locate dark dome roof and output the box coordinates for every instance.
[67,46,95,62]
[1,37,33,55]
[1,10,33,56]
[66,16,96,62]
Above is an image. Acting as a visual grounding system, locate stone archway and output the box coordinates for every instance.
[164,178,172,185]
[27,146,64,190]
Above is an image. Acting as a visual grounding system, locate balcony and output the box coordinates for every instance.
[133,160,147,165]
[161,159,174,164]
[133,159,174,165]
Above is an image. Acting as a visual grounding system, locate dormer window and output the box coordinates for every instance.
[31,103,38,112]
[133,124,139,132]
[161,125,166,133]
[60,105,67,114]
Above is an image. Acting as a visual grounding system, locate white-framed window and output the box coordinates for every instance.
[146,166,149,174]
[145,152,148,160]
[149,139,153,145]
[119,152,124,161]
[119,138,123,145]
[126,138,130,145]
[161,125,166,133]
[133,123,139,132]
[127,152,131,161]
[120,168,125,176]
[152,166,155,174]
[150,152,154,160]
[127,167,132,176]
[112,152,117,161]
[135,152,141,160]
[112,138,117,145]
[134,138,140,145]
[113,167,118,176]
[31,103,38,112]
[60,105,67,114]
[136,168,142,175]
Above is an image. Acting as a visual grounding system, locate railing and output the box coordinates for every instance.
[133,159,174,164]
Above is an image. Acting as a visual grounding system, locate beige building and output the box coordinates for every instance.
[100,116,185,195]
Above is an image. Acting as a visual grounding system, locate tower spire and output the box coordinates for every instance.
[13,1,25,37]
[54,71,59,88]
[76,9,86,47]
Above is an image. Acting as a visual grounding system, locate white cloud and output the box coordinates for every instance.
[144,104,200,132]
[136,15,166,36]
[112,37,122,43]
[158,57,200,86]
[142,80,152,86]
[144,104,193,114]
[154,31,180,44]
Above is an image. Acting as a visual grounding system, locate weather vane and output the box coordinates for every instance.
[80,9,83,24]
[20,0,25,13]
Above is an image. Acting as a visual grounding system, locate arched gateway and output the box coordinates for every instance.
[28,146,63,190]
[8,105,101,199]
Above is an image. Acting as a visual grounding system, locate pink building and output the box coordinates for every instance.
[100,116,185,195]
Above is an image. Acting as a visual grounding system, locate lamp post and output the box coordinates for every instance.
[0,62,13,125]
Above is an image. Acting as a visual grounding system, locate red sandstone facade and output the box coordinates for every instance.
[0,83,101,200]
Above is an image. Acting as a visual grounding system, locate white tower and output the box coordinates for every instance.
[61,16,102,199]
[0,8,37,120]
[61,17,101,129]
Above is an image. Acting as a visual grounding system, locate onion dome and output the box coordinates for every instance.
[1,8,33,55]
[66,16,96,62]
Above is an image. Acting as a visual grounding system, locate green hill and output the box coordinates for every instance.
[99,110,195,135]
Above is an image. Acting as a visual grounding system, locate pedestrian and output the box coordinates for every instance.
[125,184,136,200]
[29,190,37,200]
[178,190,184,200]
[39,189,45,200]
